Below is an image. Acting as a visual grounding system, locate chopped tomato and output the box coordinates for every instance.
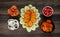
[8,5,19,16]
[43,6,53,17]
[41,20,53,32]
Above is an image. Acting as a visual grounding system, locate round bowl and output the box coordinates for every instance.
[42,6,54,17]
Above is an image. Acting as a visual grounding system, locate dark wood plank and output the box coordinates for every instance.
[0,0,60,5]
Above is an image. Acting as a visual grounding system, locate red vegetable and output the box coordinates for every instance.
[8,5,19,16]
[43,6,53,17]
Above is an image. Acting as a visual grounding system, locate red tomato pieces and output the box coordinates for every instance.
[43,6,53,17]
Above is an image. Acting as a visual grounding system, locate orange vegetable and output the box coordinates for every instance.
[46,20,51,23]
[23,9,36,27]
[25,21,33,27]
[41,20,53,32]
[23,18,29,23]
[8,5,19,16]
[31,18,36,23]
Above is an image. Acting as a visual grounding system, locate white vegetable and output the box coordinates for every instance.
[8,19,19,30]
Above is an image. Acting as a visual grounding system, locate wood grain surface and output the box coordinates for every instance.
[0,0,60,37]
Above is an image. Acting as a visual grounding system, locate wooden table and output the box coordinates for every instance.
[0,0,60,37]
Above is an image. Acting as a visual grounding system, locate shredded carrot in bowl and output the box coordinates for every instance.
[23,9,36,27]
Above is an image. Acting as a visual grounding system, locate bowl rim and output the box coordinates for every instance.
[42,6,54,17]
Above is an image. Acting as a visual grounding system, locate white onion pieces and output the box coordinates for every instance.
[8,19,19,30]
